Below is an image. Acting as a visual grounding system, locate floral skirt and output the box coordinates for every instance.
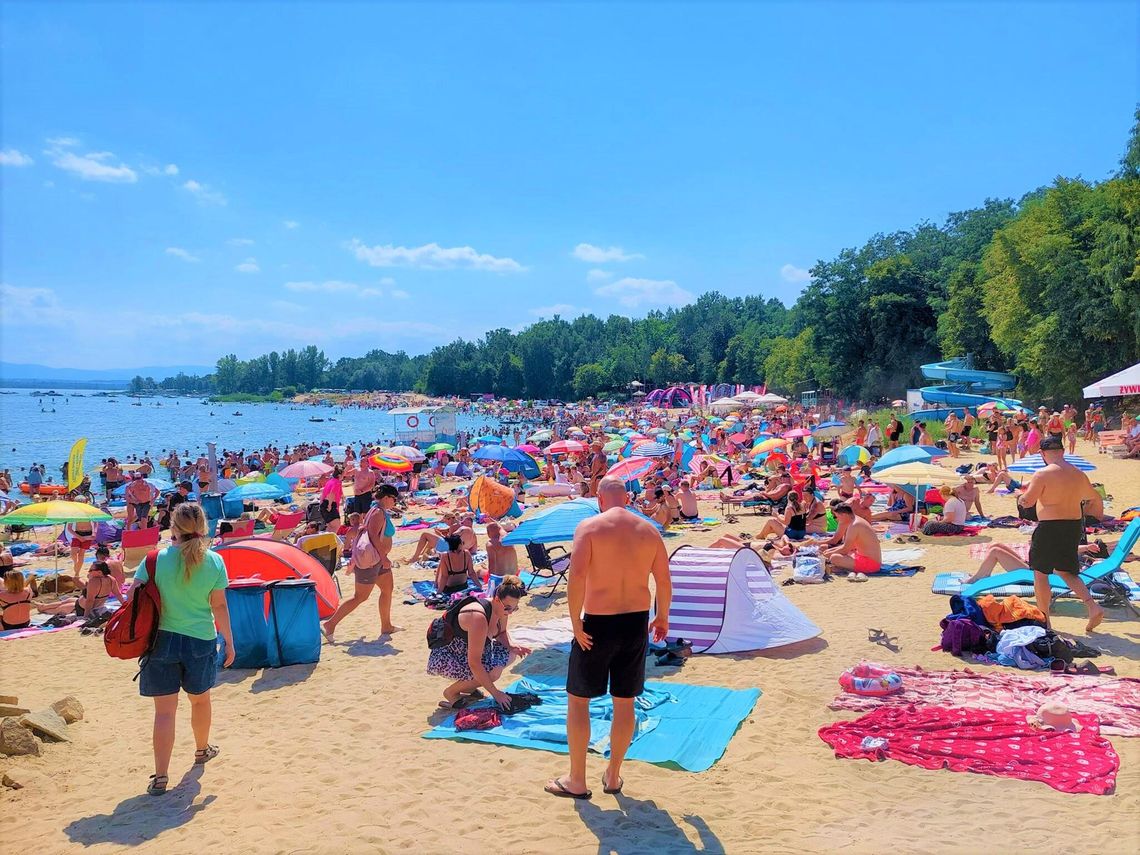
[427,636,511,681]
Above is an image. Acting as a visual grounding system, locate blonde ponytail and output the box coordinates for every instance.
[171,503,208,579]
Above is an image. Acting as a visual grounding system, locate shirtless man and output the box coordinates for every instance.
[546,477,672,801]
[1018,435,1104,632]
[351,463,377,515]
[953,475,984,517]
[837,467,857,499]
[823,504,882,575]
[587,442,607,498]
[677,480,700,521]
[485,522,518,576]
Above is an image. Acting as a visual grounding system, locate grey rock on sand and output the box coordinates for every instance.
[19,710,70,743]
[0,718,40,756]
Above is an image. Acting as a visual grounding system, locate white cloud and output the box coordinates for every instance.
[50,148,137,183]
[530,303,581,317]
[182,179,226,206]
[586,269,613,283]
[164,164,179,176]
[165,247,200,263]
[142,162,181,177]
[227,237,255,247]
[0,149,34,167]
[235,258,261,274]
[594,277,694,308]
[347,238,526,272]
[0,284,74,327]
[45,137,79,147]
[379,276,396,286]
[284,279,383,298]
[780,263,811,284]
[283,220,300,230]
[573,243,644,263]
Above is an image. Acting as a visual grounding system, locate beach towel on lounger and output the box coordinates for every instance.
[819,705,1117,795]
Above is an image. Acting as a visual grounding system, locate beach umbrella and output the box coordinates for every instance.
[1009,454,1096,473]
[890,399,907,408]
[755,393,788,405]
[838,445,870,466]
[727,432,750,446]
[606,457,656,482]
[976,401,1010,415]
[566,426,586,435]
[515,443,543,456]
[526,430,553,443]
[0,500,114,575]
[502,498,663,545]
[782,428,812,439]
[630,441,672,458]
[872,445,946,473]
[0,500,112,527]
[812,421,848,440]
[603,439,626,453]
[872,462,962,532]
[235,471,267,484]
[688,454,731,476]
[547,439,589,456]
[387,445,427,462]
[224,482,286,501]
[474,435,504,445]
[472,446,541,478]
[279,460,333,478]
[367,453,414,473]
[424,442,455,454]
[751,438,788,456]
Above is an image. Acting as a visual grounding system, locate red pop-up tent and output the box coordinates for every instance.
[215,539,340,619]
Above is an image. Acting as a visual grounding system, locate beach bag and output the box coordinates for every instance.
[939,616,993,656]
[792,550,825,584]
[354,509,381,569]
[426,595,481,649]
[104,550,162,660]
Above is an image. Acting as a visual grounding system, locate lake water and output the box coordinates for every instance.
[0,389,504,483]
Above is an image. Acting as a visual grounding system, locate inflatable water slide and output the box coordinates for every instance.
[909,357,1022,421]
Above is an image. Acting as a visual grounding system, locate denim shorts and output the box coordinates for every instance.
[140,630,218,697]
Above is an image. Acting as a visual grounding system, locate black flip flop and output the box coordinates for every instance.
[545,779,591,800]
[602,774,624,795]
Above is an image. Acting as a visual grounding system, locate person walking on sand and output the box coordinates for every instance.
[322,484,402,640]
[133,503,235,796]
[1017,435,1104,633]
[545,477,672,800]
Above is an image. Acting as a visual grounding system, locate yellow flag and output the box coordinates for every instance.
[67,438,87,491]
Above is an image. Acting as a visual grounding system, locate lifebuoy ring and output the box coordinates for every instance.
[406,415,420,428]
[428,416,437,427]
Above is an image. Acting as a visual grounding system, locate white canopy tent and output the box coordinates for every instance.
[708,397,745,413]
[1083,362,1140,398]
[755,392,788,405]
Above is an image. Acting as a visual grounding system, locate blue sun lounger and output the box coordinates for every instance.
[960,517,1140,605]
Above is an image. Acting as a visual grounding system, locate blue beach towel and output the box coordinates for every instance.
[423,674,760,772]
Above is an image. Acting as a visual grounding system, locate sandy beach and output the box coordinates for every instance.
[3,438,1139,855]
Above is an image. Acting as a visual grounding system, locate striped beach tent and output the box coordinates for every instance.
[662,546,821,654]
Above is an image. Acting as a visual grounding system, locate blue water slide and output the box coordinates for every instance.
[910,357,1021,421]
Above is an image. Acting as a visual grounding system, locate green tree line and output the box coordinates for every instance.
[163,109,1140,406]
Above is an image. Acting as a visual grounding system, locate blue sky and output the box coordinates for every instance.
[1,1,1136,370]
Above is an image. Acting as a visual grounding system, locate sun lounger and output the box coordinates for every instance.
[1097,431,1127,454]
[261,511,304,540]
[960,518,1140,606]
[120,526,160,570]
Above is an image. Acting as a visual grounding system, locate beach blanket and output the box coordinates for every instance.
[828,665,1140,737]
[507,617,575,651]
[874,564,924,578]
[819,705,1117,795]
[932,571,1140,602]
[424,675,760,772]
[881,548,925,565]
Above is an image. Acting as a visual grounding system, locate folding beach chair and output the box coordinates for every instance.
[262,510,304,541]
[522,542,571,597]
[298,532,344,596]
[120,526,161,570]
[961,517,1140,615]
[220,519,255,542]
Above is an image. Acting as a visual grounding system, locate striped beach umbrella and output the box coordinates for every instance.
[1008,454,1096,473]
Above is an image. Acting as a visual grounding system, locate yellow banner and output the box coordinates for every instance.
[67,438,87,491]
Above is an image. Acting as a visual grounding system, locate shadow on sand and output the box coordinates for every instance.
[64,766,214,847]
[576,794,725,854]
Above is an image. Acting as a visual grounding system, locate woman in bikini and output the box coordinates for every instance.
[436,534,480,595]
[67,514,97,577]
[321,484,401,640]
[1,570,33,631]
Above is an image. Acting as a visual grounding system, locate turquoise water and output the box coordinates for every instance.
[0,389,500,483]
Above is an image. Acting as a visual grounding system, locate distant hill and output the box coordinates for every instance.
[0,361,213,389]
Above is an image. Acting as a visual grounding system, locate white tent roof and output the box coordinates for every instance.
[1083,362,1140,399]
[755,392,788,404]
[708,397,744,412]
[733,390,762,401]
[663,546,821,654]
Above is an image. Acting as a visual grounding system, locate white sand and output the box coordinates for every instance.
[3,438,1139,854]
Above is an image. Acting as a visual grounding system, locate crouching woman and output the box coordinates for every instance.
[428,575,531,711]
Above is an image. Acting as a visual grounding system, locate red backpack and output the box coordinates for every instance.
[104,549,163,660]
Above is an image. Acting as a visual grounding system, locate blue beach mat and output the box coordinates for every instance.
[423,674,760,772]
[932,570,1140,601]
[874,563,924,578]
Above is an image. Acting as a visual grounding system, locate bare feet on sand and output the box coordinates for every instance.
[380,625,404,637]
[1086,602,1105,633]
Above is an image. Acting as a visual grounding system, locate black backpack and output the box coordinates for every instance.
[426,596,489,649]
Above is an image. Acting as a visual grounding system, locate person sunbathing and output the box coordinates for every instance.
[409,514,460,563]
[436,534,480,595]
[677,480,700,520]
[1,570,33,630]
[871,486,915,522]
[963,539,1122,584]
[823,505,882,575]
[754,493,809,541]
